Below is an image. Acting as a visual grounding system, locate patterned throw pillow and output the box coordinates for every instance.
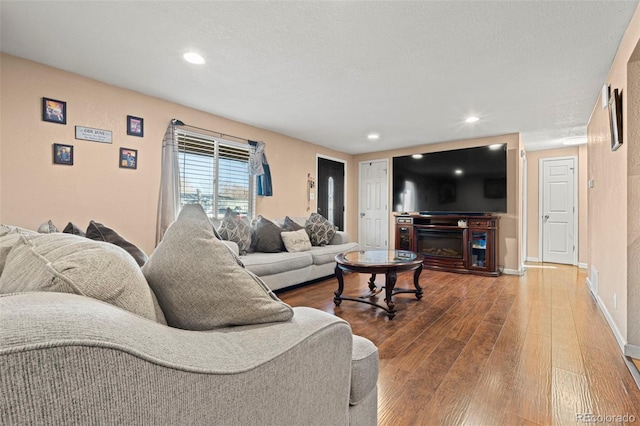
[281,229,312,253]
[218,208,252,255]
[37,220,58,234]
[305,213,336,246]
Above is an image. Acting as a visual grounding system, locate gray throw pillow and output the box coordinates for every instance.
[142,204,293,330]
[0,233,157,321]
[281,229,312,253]
[86,220,147,267]
[305,213,336,246]
[217,208,252,255]
[63,222,86,237]
[253,216,285,253]
[282,216,305,232]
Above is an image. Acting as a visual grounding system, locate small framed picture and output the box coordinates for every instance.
[127,115,144,137]
[43,97,67,124]
[120,147,138,169]
[53,143,73,165]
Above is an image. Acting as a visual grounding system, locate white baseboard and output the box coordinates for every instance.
[526,256,540,262]
[578,262,588,269]
[590,281,627,353]
[625,343,640,359]
[502,267,525,276]
[623,355,640,389]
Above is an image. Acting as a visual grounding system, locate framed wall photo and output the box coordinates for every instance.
[119,147,138,169]
[127,115,144,137]
[53,143,73,165]
[43,97,67,124]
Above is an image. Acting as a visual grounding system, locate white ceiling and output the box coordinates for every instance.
[1,1,638,154]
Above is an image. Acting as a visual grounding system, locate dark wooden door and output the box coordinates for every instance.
[317,157,345,230]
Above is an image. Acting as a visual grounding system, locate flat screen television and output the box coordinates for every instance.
[392,145,507,214]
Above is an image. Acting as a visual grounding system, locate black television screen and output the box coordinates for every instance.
[392,145,507,214]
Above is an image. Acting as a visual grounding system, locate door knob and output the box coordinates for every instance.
[543,214,549,220]
[360,212,366,217]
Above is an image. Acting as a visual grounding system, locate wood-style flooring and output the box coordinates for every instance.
[278,263,640,425]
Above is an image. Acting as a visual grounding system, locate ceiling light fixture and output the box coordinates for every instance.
[412,154,423,159]
[183,52,205,65]
[465,116,480,123]
[367,133,380,140]
[563,136,588,146]
[489,143,503,150]
[454,169,463,175]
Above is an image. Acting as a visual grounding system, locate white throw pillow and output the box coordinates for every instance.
[281,229,312,253]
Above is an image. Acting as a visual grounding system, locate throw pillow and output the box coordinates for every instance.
[217,208,252,255]
[86,220,148,266]
[253,215,285,253]
[0,233,156,321]
[282,216,305,232]
[63,222,86,237]
[37,220,58,234]
[142,204,293,330]
[281,229,312,253]
[305,213,336,246]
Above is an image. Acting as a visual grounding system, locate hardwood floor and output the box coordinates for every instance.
[278,264,640,425]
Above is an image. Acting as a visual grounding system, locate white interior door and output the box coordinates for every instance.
[359,160,389,250]
[540,157,576,265]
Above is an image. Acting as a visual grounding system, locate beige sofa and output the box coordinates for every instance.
[221,217,359,291]
[0,220,378,425]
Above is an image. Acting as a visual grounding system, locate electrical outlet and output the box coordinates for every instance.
[614,293,617,309]
[588,179,595,188]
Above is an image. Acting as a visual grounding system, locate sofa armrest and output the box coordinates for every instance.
[330,231,350,245]
[0,292,360,425]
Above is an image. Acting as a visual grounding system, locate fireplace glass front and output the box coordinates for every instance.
[416,228,463,259]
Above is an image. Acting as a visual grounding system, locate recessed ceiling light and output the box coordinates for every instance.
[412,154,423,159]
[454,169,463,175]
[367,133,380,140]
[465,116,480,123]
[183,52,205,65]
[563,136,588,146]
[489,143,503,150]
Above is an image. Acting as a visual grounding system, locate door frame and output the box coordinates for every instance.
[538,155,578,265]
[316,154,347,233]
[358,158,390,249]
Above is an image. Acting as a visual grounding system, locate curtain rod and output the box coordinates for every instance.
[172,119,254,145]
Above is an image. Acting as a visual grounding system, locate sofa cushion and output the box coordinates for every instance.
[217,208,252,255]
[305,213,336,246]
[241,251,313,276]
[142,204,293,330]
[253,216,285,253]
[85,220,148,267]
[37,220,58,233]
[63,222,85,237]
[281,229,312,253]
[0,233,156,321]
[309,242,358,266]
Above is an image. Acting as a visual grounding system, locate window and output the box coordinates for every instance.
[177,130,254,219]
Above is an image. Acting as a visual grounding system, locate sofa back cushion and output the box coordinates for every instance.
[142,204,293,330]
[0,233,157,321]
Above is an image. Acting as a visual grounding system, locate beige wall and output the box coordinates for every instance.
[354,133,522,273]
[525,146,587,265]
[0,54,355,254]
[587,2,640,348]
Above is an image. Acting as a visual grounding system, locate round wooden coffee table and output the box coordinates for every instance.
[334,249,424,319]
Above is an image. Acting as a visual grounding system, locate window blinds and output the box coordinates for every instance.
[177,130,253,218]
